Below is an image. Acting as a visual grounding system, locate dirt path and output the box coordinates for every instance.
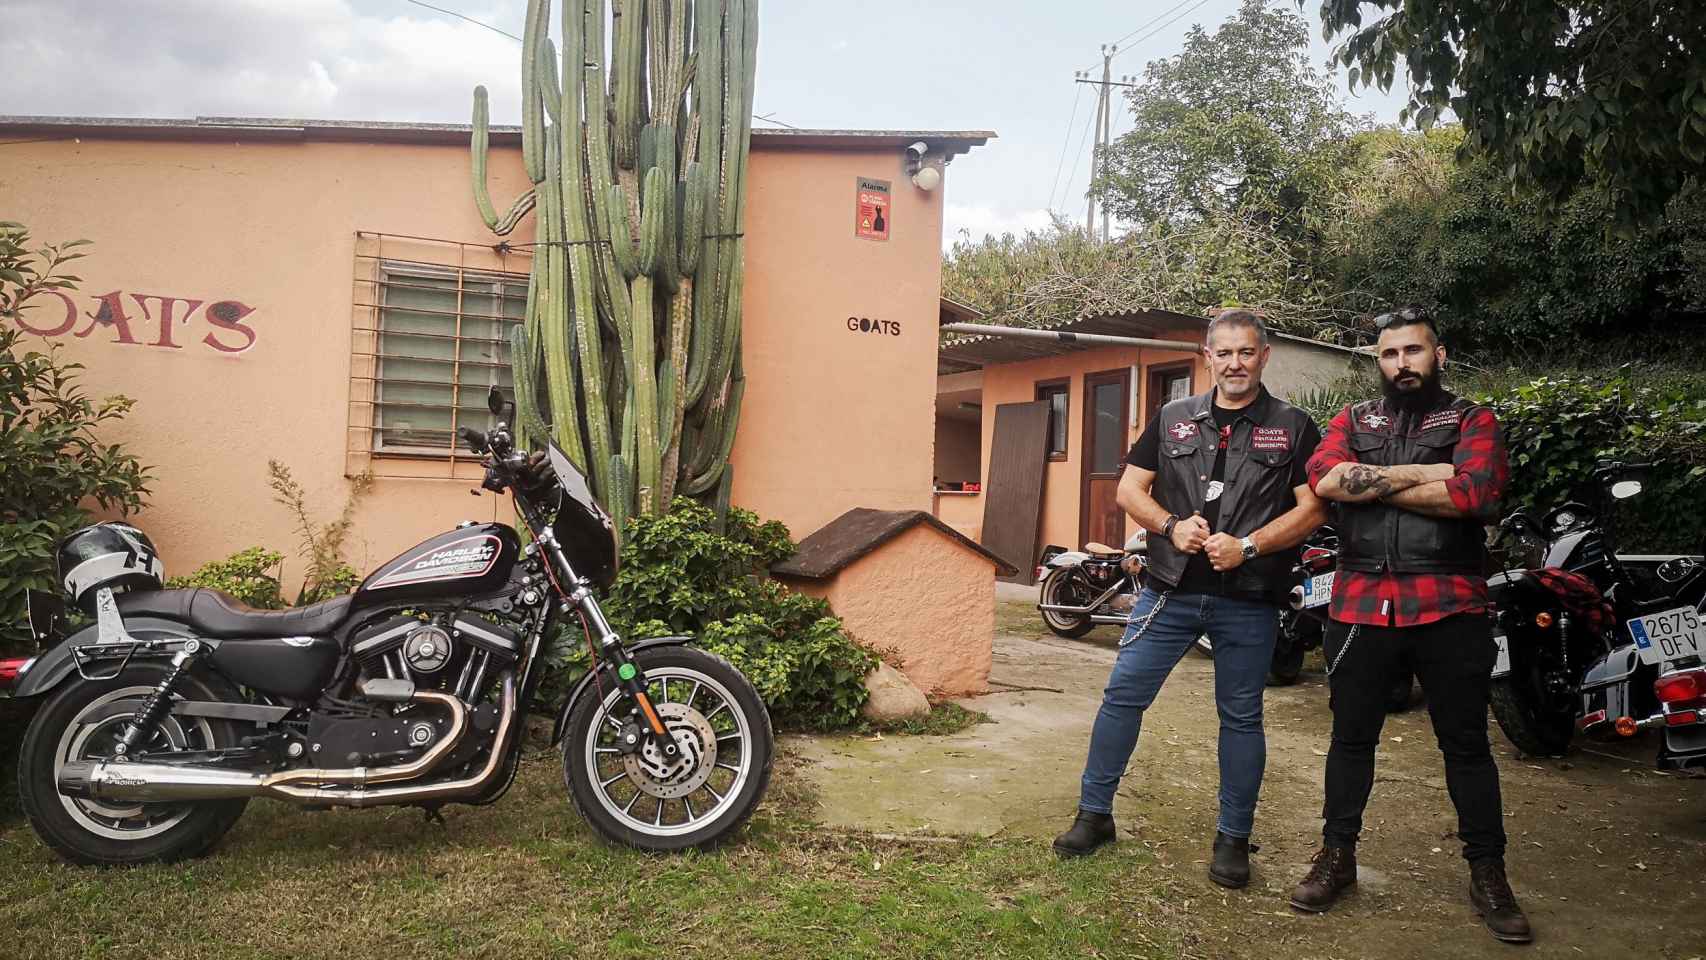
[790,600,1706,959]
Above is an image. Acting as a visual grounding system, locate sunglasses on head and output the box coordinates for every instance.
[1373,306,1430,330]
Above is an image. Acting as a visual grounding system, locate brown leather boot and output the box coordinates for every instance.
[1289,845,1357,913]
[1469,858,1534,944]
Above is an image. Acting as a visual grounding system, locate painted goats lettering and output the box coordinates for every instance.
[11,289,258,354]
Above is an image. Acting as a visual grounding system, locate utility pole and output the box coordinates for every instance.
[1076,51,1137,243]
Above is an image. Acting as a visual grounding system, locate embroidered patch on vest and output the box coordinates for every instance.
[1168,420,1199,441]
[1251,426,1291,451]
[1359,412,1391,431]
[1421,408,1463,432]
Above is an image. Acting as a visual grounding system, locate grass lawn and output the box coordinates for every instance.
[0,740,1191,960]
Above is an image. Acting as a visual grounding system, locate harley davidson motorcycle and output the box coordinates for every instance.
[1488,461,1705,766]
[11,389,773,865]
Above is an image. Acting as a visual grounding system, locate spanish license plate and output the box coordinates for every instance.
[1301,572,1334,609]
[1492,634,1511,678]
[1627,605,1705,667]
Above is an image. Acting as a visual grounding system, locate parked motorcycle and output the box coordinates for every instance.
[1488,461,1706,765]
[10,388,774,865]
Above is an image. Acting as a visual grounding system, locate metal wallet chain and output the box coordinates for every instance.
[1325,623,1361,677]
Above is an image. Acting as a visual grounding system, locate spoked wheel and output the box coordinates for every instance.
[18,664,248,865]
[1039,568,1096,639]
[564,646,773,851]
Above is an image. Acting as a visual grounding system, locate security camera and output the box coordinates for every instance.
[906,140,929,161]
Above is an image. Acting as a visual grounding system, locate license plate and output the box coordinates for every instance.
[1627,605,1705,667]
[1492,634,1511,678]
[1301,572,1334,609]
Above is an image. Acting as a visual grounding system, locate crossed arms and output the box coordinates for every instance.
[1306,406,1509,520]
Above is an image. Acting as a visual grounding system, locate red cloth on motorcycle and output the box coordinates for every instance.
[1526,567,1615,635]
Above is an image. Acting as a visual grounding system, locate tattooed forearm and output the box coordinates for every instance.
[1341,465,1393,497]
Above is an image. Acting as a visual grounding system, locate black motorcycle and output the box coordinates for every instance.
[1487,461,1706,760]
[11,388,773,865]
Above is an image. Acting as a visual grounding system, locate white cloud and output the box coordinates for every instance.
[0,0,528,124]
[942,203,1055,249]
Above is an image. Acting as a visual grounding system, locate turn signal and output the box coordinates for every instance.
[1654,671,1704,705]
[1535,611,1555,628]
[1614,716,1639,737]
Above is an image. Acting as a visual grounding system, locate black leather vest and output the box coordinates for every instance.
[1146,387,1315,597]
[1336,393,1487,575]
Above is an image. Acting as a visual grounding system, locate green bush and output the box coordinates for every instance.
[165,547,286,610]
[1475,371,1706,554]
[1,228,150,657]
[576,498,877,730]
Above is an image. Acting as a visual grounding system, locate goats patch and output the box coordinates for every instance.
[1251,426,1291,451]
[1420,408,1463,432]
[1168,420,1199,441]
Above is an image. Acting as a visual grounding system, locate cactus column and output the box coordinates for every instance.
[471,0,757,527]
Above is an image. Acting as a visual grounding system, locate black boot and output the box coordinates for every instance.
[1208,831,1257,888]
[1052,809,1115,858]
[1469,858,1534,944]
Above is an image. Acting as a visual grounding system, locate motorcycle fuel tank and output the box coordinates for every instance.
[355,523,521,605]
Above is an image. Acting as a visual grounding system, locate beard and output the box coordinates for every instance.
[1381,363,1444,412]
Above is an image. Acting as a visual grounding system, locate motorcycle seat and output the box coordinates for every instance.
[117,588,355,639]
[1083,541,1125,559]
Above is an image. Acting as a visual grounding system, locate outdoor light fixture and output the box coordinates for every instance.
[905,140,941,192]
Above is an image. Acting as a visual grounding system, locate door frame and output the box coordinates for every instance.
[1145,360,1196,426]
[1079,367,1132,550]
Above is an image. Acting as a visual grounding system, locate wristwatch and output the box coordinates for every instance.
[1162,515,1180,539]
[1239,535,1259,561]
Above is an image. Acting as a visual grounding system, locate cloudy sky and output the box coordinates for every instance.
[1,0,1408,247]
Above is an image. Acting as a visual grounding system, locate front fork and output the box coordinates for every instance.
[533,528,675,753]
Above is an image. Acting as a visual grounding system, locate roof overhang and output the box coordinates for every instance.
[0,115,994,158]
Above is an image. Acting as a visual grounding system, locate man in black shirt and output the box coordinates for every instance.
[1053,311,1327,891]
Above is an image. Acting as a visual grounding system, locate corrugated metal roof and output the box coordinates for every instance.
[936,308,1373,374]
[0,115,995,157]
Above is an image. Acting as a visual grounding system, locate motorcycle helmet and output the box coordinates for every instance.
[57,522,165,613]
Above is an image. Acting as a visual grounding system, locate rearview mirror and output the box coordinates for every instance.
[487,385,505,417]
[1610,479,1643,500]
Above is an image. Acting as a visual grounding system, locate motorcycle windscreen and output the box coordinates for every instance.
[547,441,619,587]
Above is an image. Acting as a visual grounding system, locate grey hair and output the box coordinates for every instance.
[1204,308,1268,348]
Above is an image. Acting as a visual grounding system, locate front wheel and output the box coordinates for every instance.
[564,646,774,852]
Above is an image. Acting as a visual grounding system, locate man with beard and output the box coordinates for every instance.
[1293,307,1530,943]
[1053,310,1326,891]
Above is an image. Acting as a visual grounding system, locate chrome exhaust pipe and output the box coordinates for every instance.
[1037,582,1124,615]
[57,686,486,806]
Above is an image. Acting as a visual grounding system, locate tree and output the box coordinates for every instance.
[1321,127,1706,355]
[1311,0,1706,227]
[1095,0,1362,234]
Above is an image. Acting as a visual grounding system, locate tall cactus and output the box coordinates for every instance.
[472,0,757,524]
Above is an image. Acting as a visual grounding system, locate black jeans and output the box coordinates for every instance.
[1321,612,1507,862]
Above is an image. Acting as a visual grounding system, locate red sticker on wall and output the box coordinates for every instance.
[855,177,891,241]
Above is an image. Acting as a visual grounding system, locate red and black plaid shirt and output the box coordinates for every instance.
[1306,404,1509,627]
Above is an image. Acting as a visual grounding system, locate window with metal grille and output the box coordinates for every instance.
[369,263,526,455]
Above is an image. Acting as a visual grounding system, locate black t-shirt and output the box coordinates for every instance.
[1127,402,1321,596]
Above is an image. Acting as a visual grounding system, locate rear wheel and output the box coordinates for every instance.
[1489,675,1575,756]
[564,647,773,852]
[17,663,249,865]
[1268,615,1308,685]
[1039,568,1097,639]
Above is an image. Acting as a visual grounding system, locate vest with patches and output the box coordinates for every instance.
[1337,392,1486,576]
[1147,387,1315,597]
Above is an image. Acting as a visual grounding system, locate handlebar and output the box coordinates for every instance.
[458,426,488,453]
[1594,459,1655,475]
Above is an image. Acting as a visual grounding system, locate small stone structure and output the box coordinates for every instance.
[772,508,1016,698]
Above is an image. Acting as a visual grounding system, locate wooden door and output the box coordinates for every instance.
[1080,369,1131,550]
[981,400,1050,584]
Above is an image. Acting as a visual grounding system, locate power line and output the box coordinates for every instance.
[401,0,522,41]
[399,0,789,128]
[1046,84,1085,212]
[1109,0,1215,67]
[1078,0,1198,72]
[1062,94,1100,218]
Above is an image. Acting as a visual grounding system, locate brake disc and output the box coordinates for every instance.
[622,702,719,799]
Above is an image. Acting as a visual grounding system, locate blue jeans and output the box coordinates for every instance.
[1078,587,1280,839]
